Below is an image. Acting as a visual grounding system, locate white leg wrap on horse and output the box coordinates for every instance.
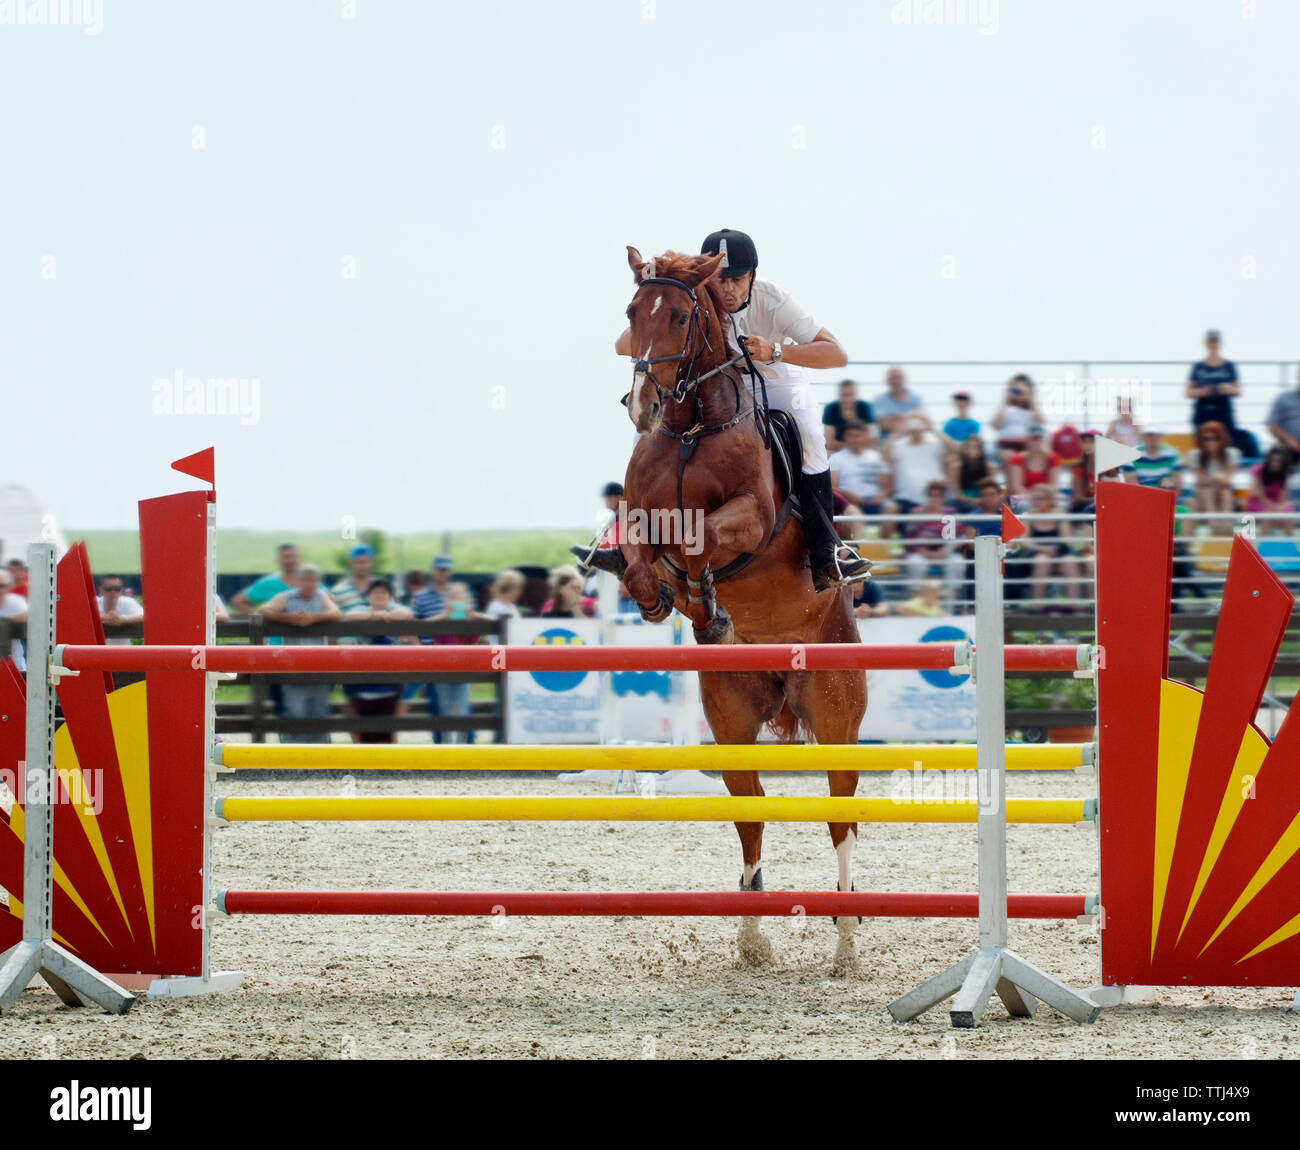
[836,830,858,938]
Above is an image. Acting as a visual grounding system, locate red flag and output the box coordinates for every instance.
[1001,505,1026,543]
[171,447,215,500]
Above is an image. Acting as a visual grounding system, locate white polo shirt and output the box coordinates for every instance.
[722,279,822,389]
[97,594,144,646]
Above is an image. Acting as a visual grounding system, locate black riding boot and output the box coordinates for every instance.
[798,469,872,593]
[570,544,628,579]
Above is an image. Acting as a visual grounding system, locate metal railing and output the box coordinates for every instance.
[837,509,1300,610]
[808,359,1299,440]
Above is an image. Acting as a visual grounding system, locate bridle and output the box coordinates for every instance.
[626,273,778,547]
[626,276,748,418]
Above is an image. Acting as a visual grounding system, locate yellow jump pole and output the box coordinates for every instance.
[214,795,1094,824]
[216,743,1091,772]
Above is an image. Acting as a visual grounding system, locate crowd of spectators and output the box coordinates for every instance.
[824,332,1300,616]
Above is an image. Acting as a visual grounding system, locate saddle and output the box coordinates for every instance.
[657,407,803,585]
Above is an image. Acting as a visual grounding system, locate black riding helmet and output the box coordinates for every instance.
[701,228,758,312]
[700,228,758,279]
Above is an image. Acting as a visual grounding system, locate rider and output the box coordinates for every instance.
[581,229,870,591]
[695,228,871,590]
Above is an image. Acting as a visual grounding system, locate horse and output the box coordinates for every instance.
[615,246,868,970]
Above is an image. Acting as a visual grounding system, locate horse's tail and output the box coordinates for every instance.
[765,699,808,744]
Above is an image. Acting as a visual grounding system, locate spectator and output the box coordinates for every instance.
[1124,429,1182,488]
[414,555,454,619]
[943,392,981,443]
[215,594,230,623]
[1050,424,1084,466]
[400,569,428,607]
[1186,329,1241,439]
[1185,420,1240,525]
[829,421,897,535]
[96,576,144,646]
[1245,447,1295,533]
[1005,426,1062,507]
[882,414,954,512]
[963,479,1009,539]
[1010,485,1083,610]
[594,482,637,609]
[872,366,924,438]
[484,569,525,626]
[342,578,414,744]
[990,374,1043,456]
[330,544,376,616]
[541,567,597,618]
[260,564,341,743]
[947,434,996,507]
[429,582,489,745]
[851,577,890,619]
[231,543,299,617]
[1068,431,1100,513]
[898,578,947,618]
[601,481,624,520]
[1105,396,1141,448]
[5,559,28,601]
[0,569,28,672]
[411,554,456,739]
[232,544,302,719]
[952,480,1008,609]
[900,481,963,596]
[823,379,875,452]
[1266,369,1300,457]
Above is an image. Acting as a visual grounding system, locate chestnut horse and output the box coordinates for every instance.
[618,247,868,969]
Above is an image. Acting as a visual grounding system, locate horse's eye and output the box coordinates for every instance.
[676,314,688,327]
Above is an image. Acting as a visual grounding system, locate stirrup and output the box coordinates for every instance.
[811,548,873,592]
[835,546,874,584]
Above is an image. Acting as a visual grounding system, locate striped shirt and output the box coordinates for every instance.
[1124,449,1182,488]
[412,586,446,644]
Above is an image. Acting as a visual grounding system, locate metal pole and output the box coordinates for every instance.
[0,544,134,1015]
[887,534,1101,1028]
[22,543,56,944]
[974,535,1008,951]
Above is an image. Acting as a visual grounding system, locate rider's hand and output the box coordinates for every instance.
[743,335,776,363]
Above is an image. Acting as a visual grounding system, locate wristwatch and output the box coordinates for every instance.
[771,343,783,363]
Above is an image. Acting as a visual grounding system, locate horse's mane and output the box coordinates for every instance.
[642,250,727,317]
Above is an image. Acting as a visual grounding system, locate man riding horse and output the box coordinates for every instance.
[579,228,872,592]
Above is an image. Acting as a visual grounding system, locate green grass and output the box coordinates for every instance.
[70,527,592,577]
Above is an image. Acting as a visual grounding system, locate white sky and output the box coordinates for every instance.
[3,0,1298,533]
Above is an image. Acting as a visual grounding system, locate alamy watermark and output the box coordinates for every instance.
[3,766,104,815]
[891,0,999,35]
[1040,372,1152,425]
[601,500,705,556]
[0,0,102,34]
[152,370,261,425]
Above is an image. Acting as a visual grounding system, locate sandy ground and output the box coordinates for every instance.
[3,763,1297,1059]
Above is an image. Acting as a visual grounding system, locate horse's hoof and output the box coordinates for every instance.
[736,918,773,967]
[693,606,733,645]
[831,935,862,977]
[639,584,675,623]
[739,868,764,892]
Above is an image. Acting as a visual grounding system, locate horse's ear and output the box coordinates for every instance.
[677,251,725,288]
[627,246,647,283]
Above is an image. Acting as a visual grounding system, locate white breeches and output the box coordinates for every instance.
[755,374,827,473]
